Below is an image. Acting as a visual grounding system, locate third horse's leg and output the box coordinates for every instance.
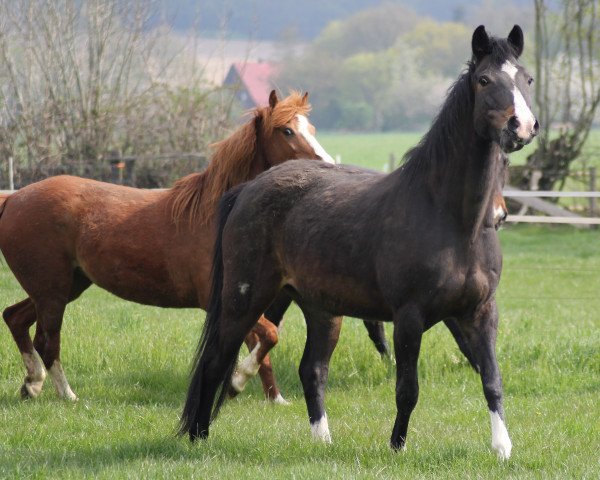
[232,292,293,402]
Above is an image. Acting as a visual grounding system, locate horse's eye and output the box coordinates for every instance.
[282,128,294,136]
[478,76,490,87]
[527,77,534,86]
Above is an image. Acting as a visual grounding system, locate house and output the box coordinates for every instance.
[223,62,279,109]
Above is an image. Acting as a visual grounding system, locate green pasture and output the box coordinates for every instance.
[0,225,598,478]
[319,129,600,172]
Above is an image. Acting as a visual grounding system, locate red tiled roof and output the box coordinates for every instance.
[232,62,279,107]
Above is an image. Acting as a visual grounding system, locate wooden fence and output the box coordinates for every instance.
[504,189,600,226]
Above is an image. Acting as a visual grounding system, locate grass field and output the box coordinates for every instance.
[0,225,598,478]
[318,130,600,172]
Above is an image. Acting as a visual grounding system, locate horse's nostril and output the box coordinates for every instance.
[507,116,520,132]
[533,119,539,134]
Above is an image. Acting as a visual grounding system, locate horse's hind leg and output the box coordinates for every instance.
[362,320,390,357]
[296,302,342,443]
[3,299,45,398]
[444,318,478,370]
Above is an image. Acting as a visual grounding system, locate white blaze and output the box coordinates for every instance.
[490,410,512,460]
[501,61,536,140]
[296,115,335,164]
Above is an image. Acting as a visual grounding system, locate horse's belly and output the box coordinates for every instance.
[290,275,389,319]
[77,251,199,308]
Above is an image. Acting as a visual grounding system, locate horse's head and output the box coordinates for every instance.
[471,25,539,153]
[258,90,335,166]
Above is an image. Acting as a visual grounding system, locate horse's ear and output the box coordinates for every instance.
[301,92,309,105]
[472,25,491,61]
[507,25,524,58]
[269,90,278,109]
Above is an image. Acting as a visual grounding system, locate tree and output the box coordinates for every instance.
[277,8,466,131]
[522,0,600,191]
[0,0,233,187]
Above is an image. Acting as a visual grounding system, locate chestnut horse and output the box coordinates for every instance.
[0,91,339,403]
[180,25,538,460]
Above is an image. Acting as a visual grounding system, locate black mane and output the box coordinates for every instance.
[400,63,476,184]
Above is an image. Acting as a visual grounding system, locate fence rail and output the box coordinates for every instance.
[1,187,599,226]
[503,189,600,226]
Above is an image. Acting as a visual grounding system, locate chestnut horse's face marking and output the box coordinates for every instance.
[295,115,335,164]
[264,113,334,167]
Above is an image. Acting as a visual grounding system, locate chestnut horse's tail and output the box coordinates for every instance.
[179,183,246,439]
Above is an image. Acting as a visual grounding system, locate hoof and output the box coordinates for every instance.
[20,382,43,400]
[20,384,32,400]
[270,393,291,405]
[227,386,240,399]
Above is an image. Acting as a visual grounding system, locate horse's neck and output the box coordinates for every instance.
[458,139,500,240]
[248,146,269,179]
[425,132,500,239]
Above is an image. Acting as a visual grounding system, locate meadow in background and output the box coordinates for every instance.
[0,223,597,478]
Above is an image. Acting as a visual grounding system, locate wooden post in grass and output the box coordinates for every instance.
[8,156,13,191]
[388,153,396,172]
[590,167,597,217]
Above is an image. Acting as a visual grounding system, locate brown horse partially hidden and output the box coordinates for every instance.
[0,91,333,403]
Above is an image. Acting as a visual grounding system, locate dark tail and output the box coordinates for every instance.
[178,184,246,439]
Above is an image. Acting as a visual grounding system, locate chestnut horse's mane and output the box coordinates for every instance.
[169,91,311,227]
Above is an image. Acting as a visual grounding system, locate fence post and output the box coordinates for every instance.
[590,166,597,216]
[388,153,396,172]
[8,156,14,191]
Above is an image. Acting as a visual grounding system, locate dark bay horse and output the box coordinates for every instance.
[0,91,345,403]
[180,25,538,460]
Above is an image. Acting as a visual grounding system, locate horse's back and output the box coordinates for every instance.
[0,175,189,304]
[227,160,391,318]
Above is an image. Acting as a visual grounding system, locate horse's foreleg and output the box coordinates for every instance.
[461,299,511,460]
[297,304,342,444]
[34,299,78,401]
[390,304,424,451]
[35,273,90,401]
[3,299,46,399]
